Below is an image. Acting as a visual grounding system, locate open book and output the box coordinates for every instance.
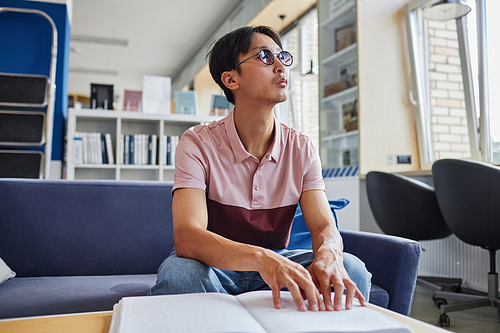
[109,290,413,333]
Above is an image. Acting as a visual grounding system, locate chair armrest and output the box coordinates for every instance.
[340,229,421,316]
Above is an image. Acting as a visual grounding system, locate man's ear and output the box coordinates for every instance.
[221,71,239,91]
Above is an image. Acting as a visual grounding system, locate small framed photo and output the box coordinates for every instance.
[91,83,114,110]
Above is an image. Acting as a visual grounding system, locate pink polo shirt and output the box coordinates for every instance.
[173,110,325,249]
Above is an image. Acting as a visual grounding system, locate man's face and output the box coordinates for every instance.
[233,33,289,106]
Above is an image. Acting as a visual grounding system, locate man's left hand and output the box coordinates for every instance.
[308,244,367,311]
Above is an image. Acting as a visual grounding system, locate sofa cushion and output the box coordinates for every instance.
[0,180,175,277]
[0,258,15,284]
[367,284,390,309]
[0,274,157,319]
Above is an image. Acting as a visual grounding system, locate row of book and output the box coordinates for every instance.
[119,134,158,166]
[74,132,180,166]
[118,134,179,166]
[74,132,114,165]
[163,135,179,166]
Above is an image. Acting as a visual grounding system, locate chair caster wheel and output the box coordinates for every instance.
[451,284,462,293]
[438,314,450,327]
[432,296,447,308]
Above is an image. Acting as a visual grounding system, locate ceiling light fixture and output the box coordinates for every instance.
[423,0,471,21]
[69,67,119,76]
[71,35,128,46]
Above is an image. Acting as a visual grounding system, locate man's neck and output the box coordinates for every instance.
[233,104,275,161]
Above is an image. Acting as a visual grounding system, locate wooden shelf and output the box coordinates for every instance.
[322,130,359,142]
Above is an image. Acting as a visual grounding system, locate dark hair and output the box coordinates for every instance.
[207,26,282,104]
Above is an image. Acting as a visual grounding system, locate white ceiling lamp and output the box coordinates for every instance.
[423,0,471,21]
[71,35,128,46]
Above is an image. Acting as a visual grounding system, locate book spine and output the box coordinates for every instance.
[151,134,157,166]
[105,133,114,165]
[134,134,139,165]
[85,132,91,164]
[89,132,95,164]
[93,132,100,164]
[119,134,124,165]
[124,135,130,165]
[166,136,171,166]
[140,134,144,165]
[74,132,84,164]
[148,135,152,165]
[130,135,135,165]
[101,133,107,164]
[171,135,178,167]
[162,135,166,166]
[97,133,103,164]
[143,134,148,165]
[140,134,145,165]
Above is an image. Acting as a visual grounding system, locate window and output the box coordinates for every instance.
[484,0,500,162]
[405,0,498,166]
[276,8,319,148]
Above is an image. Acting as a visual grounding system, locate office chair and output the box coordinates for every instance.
[365,171,463,294]
[432,159,500,326]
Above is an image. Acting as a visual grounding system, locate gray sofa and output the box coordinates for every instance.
[0,179,421,319]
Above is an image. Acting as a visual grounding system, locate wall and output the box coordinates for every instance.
[357,0,420,175]
[193,65,224,117]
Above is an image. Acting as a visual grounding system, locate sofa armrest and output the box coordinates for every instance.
[340,229,421,316]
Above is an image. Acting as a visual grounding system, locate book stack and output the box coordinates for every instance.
[119,134,157,165]
[73,132,114,165]
[163,135,179,166]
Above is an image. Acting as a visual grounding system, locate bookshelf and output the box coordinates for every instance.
[66,108,221,181]
[319,0,359,172]
[319,0,419,176]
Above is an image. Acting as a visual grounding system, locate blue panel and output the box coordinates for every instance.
[0,0,70,162]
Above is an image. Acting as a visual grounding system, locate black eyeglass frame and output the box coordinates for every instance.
[234,49,293,68]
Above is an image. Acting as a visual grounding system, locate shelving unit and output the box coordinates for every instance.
[319,0,358,171]
[66,108,221,181]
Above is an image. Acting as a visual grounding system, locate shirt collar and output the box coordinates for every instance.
[226,109,281,164]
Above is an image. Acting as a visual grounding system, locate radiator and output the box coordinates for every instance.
[419,235,500,293]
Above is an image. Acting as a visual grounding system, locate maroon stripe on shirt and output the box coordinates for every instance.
[207,198,298,249]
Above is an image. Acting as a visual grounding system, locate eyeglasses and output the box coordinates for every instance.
[234,49,293,68]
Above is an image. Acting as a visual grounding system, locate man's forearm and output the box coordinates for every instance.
[174,225,271,272]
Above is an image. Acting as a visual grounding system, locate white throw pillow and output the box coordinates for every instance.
[0,257,16,284]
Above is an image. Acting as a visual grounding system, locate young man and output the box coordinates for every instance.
[149,26,371,312]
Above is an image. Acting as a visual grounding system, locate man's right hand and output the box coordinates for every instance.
[257,250,326,312]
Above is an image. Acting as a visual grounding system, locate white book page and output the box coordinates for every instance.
[110,293,266,333]
[236,291,413,333]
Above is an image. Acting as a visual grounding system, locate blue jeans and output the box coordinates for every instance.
[148,249,372,301]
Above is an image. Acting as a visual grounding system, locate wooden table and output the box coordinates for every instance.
[0,304,450,333]
[0,311,112,333]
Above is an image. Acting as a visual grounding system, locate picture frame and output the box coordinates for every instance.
[90,83,114,110]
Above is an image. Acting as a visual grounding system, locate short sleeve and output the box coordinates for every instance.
[302,141,325,192]
[173,128,208,193]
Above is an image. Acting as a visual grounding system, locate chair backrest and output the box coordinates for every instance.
[432,159,500,250]
[366,171,451,241]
